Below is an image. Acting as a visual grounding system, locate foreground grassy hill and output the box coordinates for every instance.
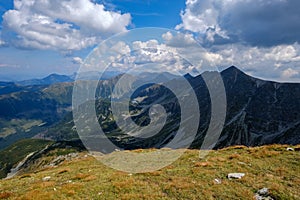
[0,144,299,199]
[0,139,53,178]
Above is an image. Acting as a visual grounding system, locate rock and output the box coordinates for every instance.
[49,153,79,167]
[42,176,51,182]
[227,173,245,179]
[68,153,78,158]
[286,147,294,151]
[237,161,247,165]
[50,155,65,166]
[257,188,269,196]
[255,188,274,200]
[254,194,274,200]
[213,178,222,184]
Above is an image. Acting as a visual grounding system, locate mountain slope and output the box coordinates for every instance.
[0,144,299,199]
[0,139,53,178]
[0,66,299,150]
[217,66,300,147]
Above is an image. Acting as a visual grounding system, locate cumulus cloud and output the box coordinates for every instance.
[202,43,300,82]
[72,57,83,64]
[177,0,300,47]
[131,40,180,65]
[173,0,300,82]
[176,0,218,33]
[265,45,300,63]
[111,41,131,55]
[2,0,131,50]
[162,31,197,47]
[103,38,198,75]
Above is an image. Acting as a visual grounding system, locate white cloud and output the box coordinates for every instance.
[124,34,300,82]
[175,0,300,82]
[282,68,299,79]
[0,31,6,47]
[132,40,161,50]
[176,0,230,42]
[203,52,223,65]
[72,57,83,64]
[176,0,218,33]
[111,41,131,55]
[2,0,131,50]
[0,40,5,47]
[132,40,179,64]
[265,45,300,63]
[162,31,197,47]
[203,43,300,82]
[104,39,198,74]
[177,0,300,46]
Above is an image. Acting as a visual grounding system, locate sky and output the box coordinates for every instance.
[0,0,300,82]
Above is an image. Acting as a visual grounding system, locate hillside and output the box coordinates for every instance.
[0,139,53,178]
[0,144,299,199]
[0,66,300,150]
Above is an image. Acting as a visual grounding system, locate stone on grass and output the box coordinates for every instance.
[42,176,51,181]
[286,147,294,151]
[227,173,245,180]
[257,188,269,195]
[213,178,222,184]
[255,188,274,200]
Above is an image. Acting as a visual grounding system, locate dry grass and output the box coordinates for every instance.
[0,145,299,199]
[0,192,12,199]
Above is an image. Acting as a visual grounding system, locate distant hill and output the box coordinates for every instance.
[17,74,73,86]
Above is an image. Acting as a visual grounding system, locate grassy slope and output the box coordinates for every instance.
[0,145,299,200]
[0,139,53,178]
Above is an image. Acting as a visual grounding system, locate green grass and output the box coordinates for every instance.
[0,139,53,178]
[0,144,299,199]
[0,119,43,138]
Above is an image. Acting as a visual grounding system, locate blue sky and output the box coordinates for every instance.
[0,0,300,82]
[99,0,185,28]
[0,0,185,80]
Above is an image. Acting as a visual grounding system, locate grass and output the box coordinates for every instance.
[0,144,299,199]
[0,139,53,178]
[0,119,43,136]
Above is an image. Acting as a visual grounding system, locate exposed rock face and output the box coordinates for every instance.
[5,141,85,179]
[120,66,300,149]
[216,66,300,148]
[5,152,35,179]
[48,153,79,167]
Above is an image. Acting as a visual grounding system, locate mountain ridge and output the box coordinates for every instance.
[0,66,299,151]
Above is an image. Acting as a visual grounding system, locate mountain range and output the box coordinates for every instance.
[0,66,299,151]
